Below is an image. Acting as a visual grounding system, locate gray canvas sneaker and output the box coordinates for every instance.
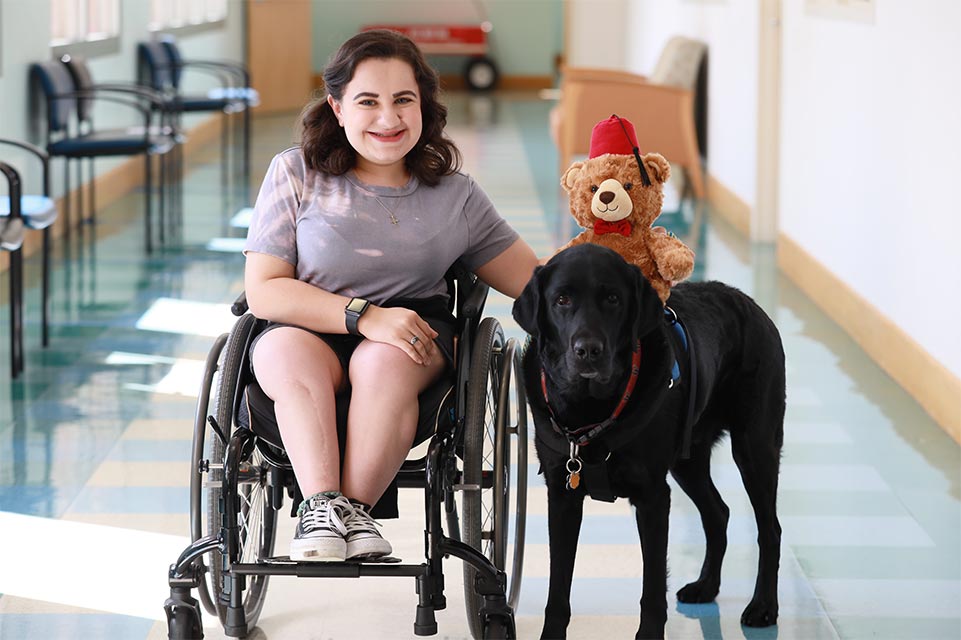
[290,493,351,562]
[345,500,392,560]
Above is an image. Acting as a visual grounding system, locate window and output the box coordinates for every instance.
[51,0,120,48]
[149,0,227,32]
[805,0,875,23]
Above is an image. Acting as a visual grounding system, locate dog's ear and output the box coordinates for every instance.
[631,265,664,340]
[512,265,545,336]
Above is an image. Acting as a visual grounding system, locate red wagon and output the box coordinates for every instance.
[363,22,499,90]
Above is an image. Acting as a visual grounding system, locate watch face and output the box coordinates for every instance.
[346,298,369,314]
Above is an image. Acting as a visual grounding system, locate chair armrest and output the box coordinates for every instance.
[180,58,250,84]
[0,139,51,196]
[461,278,490,320]
[0,161,23,221]
[172,62,237,89]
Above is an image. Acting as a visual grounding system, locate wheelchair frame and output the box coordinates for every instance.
[165,269,528,639]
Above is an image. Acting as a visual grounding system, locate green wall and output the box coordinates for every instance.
[310,0,563,79]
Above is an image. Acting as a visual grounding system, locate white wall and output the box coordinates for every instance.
[779,1,961,378]
[624,0,760,210]
[565,0,629,69]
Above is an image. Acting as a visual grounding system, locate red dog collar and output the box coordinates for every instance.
[540,339,642,446]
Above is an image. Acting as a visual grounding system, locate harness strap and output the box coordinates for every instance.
[665,307,697,460]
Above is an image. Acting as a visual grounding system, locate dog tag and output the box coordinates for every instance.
[565,444,582,491]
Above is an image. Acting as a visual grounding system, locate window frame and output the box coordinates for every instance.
[148,0,228,37]
[50,0,122,59]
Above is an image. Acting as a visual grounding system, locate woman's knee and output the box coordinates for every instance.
[348,341,444,396]
[252,328,344,398]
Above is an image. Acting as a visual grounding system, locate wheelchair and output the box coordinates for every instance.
[165,266,529,639]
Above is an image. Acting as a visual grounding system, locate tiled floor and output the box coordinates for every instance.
[0,92,959,640]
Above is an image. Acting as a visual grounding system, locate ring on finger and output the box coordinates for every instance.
[409,335,420,346]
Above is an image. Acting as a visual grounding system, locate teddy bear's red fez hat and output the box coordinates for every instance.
[589,115,640,158]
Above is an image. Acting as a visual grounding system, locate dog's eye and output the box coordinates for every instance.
[624,182,633,191]
[606,293,620,305]
[590,185,598,193]
[555,295,571,307]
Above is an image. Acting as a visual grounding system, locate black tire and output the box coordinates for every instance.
[203,313,276,632]
[482,614,513,640]
[497,339,527,612]
[189,332,227,617]
[464,57,499,91]
[462,319,527,638]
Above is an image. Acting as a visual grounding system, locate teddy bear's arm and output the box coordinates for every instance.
[648,230,695,283]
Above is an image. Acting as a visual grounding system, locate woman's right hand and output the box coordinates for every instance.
[356,306,439,366]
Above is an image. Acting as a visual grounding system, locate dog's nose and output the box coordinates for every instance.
[598,191,615,204]
[573,337,604,362]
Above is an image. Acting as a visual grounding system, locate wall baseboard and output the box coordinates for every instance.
[778,234,961,442]
[706,173,750,237]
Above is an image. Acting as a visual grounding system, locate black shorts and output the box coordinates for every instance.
[249,295,457,380]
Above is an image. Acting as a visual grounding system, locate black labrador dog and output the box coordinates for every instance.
[512,244,785,640]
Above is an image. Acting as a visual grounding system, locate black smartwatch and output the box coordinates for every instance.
[345,297,370,336]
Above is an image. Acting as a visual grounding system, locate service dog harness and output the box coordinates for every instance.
[538,307,697,502]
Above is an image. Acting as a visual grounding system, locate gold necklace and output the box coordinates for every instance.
[374,197,399,225]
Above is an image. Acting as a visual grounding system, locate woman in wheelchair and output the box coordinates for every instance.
[242,30,539,563]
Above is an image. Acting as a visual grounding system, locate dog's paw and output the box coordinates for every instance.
[740,598,778,627]
[676,579,720,603]
[539,623,567,640]
[635,621,666,640]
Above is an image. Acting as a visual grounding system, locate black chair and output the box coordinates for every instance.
[160,36,258,190]
[0,140,58,378]
[137,40,253,202]
[60,53,184,244]
[29,60,175,253]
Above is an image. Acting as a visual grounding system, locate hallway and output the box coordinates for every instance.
[0,92,958,639]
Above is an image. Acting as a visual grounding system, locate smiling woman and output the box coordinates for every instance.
[241,28,540,565]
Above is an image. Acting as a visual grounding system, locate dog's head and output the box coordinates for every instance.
[513,244,663,386]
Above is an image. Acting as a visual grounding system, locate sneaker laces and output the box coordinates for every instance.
[345,503,383,536]
[300,495,350,536]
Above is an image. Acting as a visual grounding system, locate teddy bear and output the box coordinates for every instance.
[558,114,695,303]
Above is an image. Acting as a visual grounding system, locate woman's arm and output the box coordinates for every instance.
[473,238,541,299]
[244,251,438,365]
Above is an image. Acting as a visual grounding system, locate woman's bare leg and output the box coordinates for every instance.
[341,341,446,505]
[251,327,344,497]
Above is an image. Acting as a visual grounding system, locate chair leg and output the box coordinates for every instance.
[221,111,229,210]
[41,227,51,348]
[144,154,153,254]
[9,248,24,378]
[63,158,72,241]
[158,153,166,246]
[243,102,251,203]
[89,157,96,226]
[75,158,84,237]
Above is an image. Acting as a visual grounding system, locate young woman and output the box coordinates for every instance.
[243,30,540,561]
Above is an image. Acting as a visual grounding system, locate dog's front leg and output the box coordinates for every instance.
[632,479,671,640]
[541,474,585,640]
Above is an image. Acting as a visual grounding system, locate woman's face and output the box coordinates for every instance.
[328,57,423,185]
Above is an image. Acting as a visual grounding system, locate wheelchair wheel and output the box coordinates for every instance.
[191,312,277,633]
[461,318,528,639]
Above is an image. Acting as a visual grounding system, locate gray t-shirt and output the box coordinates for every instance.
[244,147,519,305]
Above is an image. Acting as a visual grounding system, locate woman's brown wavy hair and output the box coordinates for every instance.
[299,29,461,187]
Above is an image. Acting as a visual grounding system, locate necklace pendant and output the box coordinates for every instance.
[390,214,399,225]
